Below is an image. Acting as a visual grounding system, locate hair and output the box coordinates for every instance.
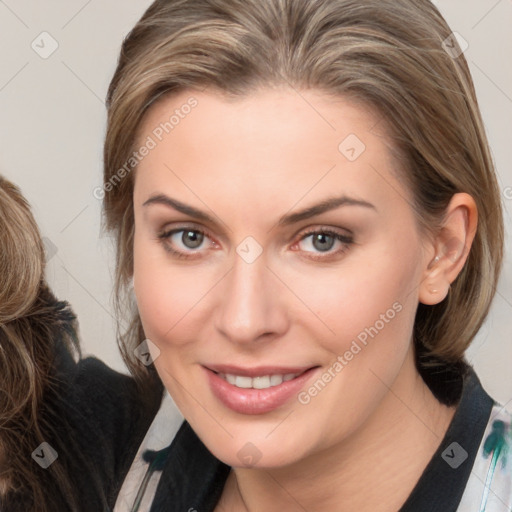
[102,0,504,389]
[0,176,84,510]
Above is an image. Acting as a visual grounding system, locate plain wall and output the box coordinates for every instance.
[1,1,511,403]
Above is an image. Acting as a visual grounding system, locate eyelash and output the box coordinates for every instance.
[156,226,354,261]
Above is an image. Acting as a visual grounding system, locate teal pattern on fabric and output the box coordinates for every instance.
[480,420,509,511]
[457,404,512,511]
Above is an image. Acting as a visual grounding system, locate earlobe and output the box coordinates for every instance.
[418,193,477,306]
[420,262,452,305]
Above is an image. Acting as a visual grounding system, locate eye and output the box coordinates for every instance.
[157,225,354,261]
[157,227,214,259]
[293,228,353,260]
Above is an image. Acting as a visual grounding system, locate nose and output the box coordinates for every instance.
[214,248,288,346]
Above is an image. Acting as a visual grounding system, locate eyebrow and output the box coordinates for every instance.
[142,193,376,227]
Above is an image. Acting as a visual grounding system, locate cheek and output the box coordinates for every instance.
[132,241,204,409]
[133,235,179,343]
[281,245,418,353]
[133,235,215,348]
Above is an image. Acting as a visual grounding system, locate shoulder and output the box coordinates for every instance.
[71,355,163,432]
[69,356,164,489]
[52,327,164,445]
[0,288,164,511]
[51,340,164,509]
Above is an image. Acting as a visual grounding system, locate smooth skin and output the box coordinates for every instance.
[132,87,477,511]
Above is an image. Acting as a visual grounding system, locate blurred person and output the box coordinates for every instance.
[0,175,163,511]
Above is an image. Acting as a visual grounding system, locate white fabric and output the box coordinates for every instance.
[457,404,512,511]
[114,391,184,512]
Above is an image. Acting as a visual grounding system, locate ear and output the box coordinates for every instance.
[419,193,478,306]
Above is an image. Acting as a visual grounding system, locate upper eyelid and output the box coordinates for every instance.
[159,222,351,237]
[159,225,216,244]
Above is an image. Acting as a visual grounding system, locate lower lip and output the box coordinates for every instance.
[204,366,319,415]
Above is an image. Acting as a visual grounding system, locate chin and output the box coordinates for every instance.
[195,425,313,469]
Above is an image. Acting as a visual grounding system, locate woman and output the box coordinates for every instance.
[99,0,510,511]
[0,175,163,511]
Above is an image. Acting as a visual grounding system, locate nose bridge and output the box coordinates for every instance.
[216,245,283,343]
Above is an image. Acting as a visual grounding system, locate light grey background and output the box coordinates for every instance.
[1,1,511,403]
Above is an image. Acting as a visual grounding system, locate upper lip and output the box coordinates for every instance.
[205,364,317,377]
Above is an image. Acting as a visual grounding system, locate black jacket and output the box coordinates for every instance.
[0,294,163,512]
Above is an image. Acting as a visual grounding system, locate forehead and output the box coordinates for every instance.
[133,87,412,218]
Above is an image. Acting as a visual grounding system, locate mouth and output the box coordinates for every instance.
[213,371,306,390]
[203,364,320,414]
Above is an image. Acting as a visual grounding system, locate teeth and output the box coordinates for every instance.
[219,372,300,389]
[235,375,252,389]
[270,375,283,386]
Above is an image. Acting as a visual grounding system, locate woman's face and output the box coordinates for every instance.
[132,87,435,468]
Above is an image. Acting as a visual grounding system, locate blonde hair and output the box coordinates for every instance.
[0,176,87,510]
[102,0,504,385]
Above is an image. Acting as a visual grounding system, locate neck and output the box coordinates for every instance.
[220,347,457,512]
